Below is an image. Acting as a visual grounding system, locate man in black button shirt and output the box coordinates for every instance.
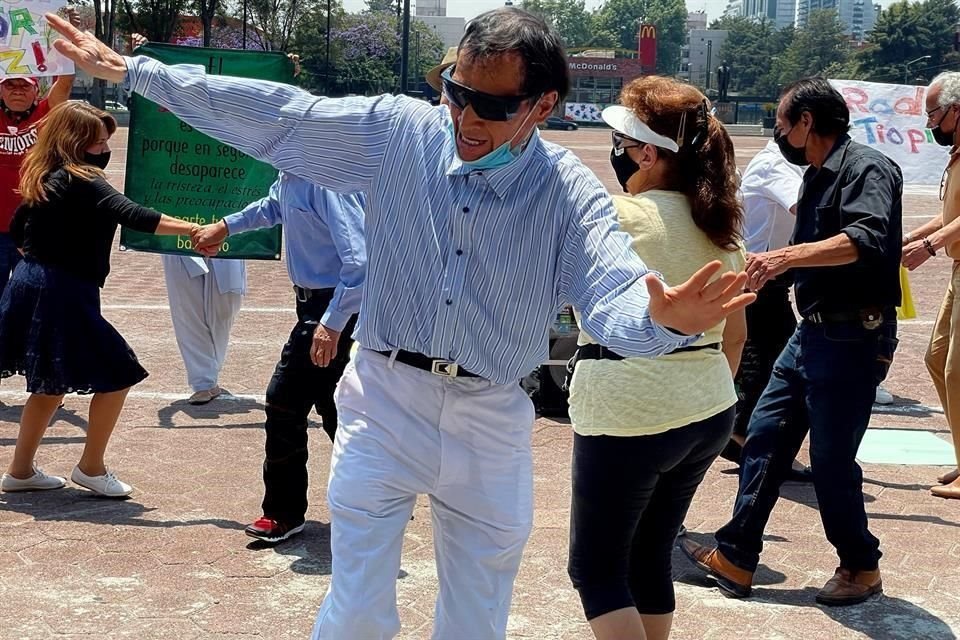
[683,77,901,607]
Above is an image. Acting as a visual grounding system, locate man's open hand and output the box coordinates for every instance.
[46,13,128,84]
[646,261,755,336]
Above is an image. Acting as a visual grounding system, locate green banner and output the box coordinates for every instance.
[120,44,292,259]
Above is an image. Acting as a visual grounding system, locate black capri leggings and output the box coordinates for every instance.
[567,406,734,618]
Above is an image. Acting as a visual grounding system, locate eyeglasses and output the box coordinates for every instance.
[440,66,539,122]
[612,131,644,152]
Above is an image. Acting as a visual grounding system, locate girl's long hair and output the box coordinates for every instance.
[19,101,117,206]
[619,76,742,251]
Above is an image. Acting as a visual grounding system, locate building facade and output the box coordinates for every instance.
[417,16,466,48]
[679,29,730,92]
[796,0,877,40]
[416,0,446,17]
[564,55,646,122]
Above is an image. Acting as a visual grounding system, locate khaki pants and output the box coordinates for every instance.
[924,261,960,468]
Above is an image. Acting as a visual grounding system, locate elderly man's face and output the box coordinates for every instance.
[1,79,39,113]
[926,84,956,130]
[449,52,554,163]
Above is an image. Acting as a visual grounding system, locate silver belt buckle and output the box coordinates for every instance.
[431,360,459,377]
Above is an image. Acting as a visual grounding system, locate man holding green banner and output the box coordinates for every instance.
[123,35,286,404]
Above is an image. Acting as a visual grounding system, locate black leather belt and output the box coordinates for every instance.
[575,342,721,362]
[374,349,479,378]
[294,285,333,303]
[804,307,885,326]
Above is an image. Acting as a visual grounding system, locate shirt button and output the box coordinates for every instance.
[456,249,463,256]
[462,206,470,213]
[445,299,453,305]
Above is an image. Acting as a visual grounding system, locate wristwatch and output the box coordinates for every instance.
[923,238,937,256]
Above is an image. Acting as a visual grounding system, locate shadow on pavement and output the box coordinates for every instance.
[674,530,788,588]
[247,521,333,577]
[0,488,245,531]
[867,511,960,528]
[156,391,263,428]
[749,586,958,640]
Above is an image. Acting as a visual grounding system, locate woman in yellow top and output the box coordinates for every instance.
[566,76,747,640]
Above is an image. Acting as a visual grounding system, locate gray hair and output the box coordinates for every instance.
[930,72,960,107]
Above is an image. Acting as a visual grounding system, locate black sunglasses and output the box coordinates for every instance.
[441,66,538,121]
[612,131,643,152]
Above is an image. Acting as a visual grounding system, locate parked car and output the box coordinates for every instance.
[544,116,578,131]
[104,100,128,112]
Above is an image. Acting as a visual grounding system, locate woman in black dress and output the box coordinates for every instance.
[0,101,201,497]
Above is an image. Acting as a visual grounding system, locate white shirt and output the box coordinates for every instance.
[740,141,805,253]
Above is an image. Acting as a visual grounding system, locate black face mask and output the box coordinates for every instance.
[84,151,111,170]
[774,126,808,166]
[932,118,956,147]
[609,147,639,193]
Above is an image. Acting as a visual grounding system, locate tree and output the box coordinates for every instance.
[245,0,319,50]
[595,0,686,74]
[365,0,397,13]
[775,9,851,86]
[292,10,443,95]
[195,0,221,47]
[122,0,187,43]
[88,0,120,107]
[714,16,783,95]
[521,0,597,48]
[856,0,960,84]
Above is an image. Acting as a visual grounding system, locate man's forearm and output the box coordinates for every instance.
[905,214,944,243]
[784,233,860,269]
[45,74,75,107]
[925,216,960,252]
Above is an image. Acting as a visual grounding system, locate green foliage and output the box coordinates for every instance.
[856,0,960,84]
[521,0,608,48]
[774,10,851,86]
[595,0,687,73]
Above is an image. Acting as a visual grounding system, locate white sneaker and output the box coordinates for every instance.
[71,466,133,497]
[1,465,66,492]
[874,386,894,405]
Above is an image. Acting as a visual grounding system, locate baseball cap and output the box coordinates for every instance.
[1,77,39,88]
[426,47,458,93]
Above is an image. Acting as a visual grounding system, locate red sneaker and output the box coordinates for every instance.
[244,516,305,544]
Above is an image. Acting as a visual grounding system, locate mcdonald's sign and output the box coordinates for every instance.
[638,24,656,73]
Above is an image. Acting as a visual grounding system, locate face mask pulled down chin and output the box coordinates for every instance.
[84,151,112,170]
[774,126,808,166]
[450,100,540,171]
[609,147,639,192]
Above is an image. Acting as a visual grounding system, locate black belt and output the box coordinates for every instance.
[575,342,721,362]
[374,349,480,378]
[803,307,885,326]
[293,285,333,303]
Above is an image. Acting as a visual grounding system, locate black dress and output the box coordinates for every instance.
[0,168,162,395]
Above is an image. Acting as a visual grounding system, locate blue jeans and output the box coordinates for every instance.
[716,314,897,573]
[0,232,21,299]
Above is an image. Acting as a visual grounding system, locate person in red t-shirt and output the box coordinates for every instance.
[0,9,81,299]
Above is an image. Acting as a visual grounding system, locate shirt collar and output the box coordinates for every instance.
[818,133,852,175]
[444,111,542,200]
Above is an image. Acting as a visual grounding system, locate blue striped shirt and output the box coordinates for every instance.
[125,57,692,384]
[222,172,366,332]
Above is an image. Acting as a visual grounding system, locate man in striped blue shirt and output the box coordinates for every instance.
[50,8,754,639]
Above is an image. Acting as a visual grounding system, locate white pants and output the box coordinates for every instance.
[311,349,535,640]
[162,256,243,391]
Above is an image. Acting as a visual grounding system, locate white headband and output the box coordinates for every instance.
[601,105,680,153]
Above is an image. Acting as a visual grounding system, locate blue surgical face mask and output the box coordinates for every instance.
[448,99,541,171]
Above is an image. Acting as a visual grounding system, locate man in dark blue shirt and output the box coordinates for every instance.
[683,77,902,607]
